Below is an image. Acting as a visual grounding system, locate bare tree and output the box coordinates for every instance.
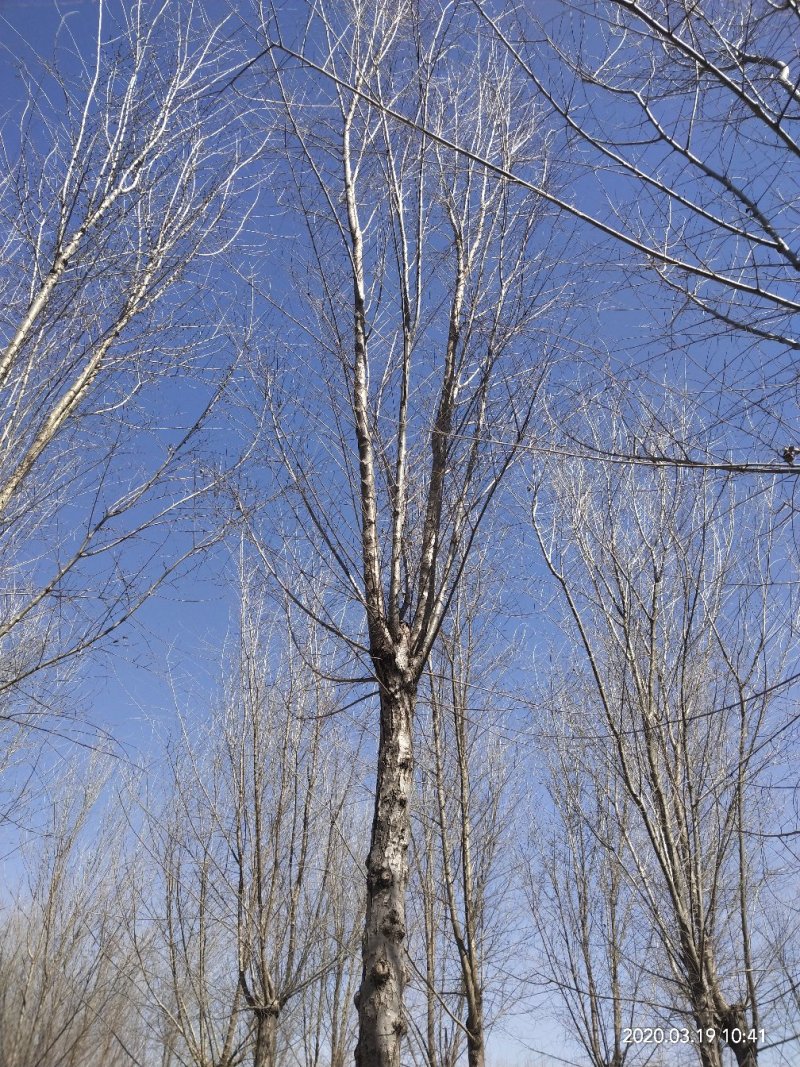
[531,410,799,1067]
[0,755,142,1067]
[293,798,364,1067]
[0,0,253,751]
[134,742,248,1067]
[527,680,652,1067]
[266,0,800,463]
[237,3,563,1060]
[135,575,364,1067]
[227,590,362,1067]
[460,0,800,464]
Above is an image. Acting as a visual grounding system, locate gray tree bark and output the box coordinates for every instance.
[251,1008,278,1067]
[465,1007,485,1067]
[355,667,416,1067]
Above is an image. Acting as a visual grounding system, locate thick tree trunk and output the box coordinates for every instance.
[355,670,415,1067]
[724,1004,758,1067]
[252,1008,278,1067]
[694,1016,723,1067]
[465,1007,485,1067]
[697,1040,723,1067]
[729,1041,758,1067]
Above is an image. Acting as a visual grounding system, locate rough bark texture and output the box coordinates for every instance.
[251,1007,278,1067]
[730,1040,758,1067]
[355,668,416,1067]
[691,1001,723,1067]
[465,1009,485,1067]
[723,1003,758,1067]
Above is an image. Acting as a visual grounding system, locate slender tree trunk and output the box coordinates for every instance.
[424,879,439,1067]
[355,667,416,1067]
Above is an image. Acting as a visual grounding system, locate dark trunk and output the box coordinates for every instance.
[724,1004,758,1067]
[729,1041,758,1067]
[355,670,415,1067]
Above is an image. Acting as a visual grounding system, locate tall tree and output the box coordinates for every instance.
[241,2,564,1060]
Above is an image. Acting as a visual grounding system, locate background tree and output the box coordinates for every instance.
[531,407,799,1067]
[466,0,800,463]
[134,577,363,1067]
[528,678,652,1067]
[0,755,142,1067]
[409,567,522,1067]
[0,0,253,766]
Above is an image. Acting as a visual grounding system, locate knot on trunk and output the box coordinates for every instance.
[392,1016,408,1035]
[367,863,393,890]
[381,908,406,942]
[256,1001,280,1020]
[371,958,391,985]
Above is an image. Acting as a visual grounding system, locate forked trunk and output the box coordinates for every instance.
[355,673,415,1067]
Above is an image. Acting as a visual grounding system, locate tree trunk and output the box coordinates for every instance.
[729,1042,758,1067]
[355,669,415,1067]
[724,1004,758,1067]
[698,1043,722,1067]
[695,1018,723,1067]
[465,1006,485,1067]
[252,1008,278,1067]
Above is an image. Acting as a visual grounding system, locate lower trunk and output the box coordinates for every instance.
[355,674,415,1067]
[424,874,438,1067]
[694,1016,723,1067]
[252,1008,278,1067]
[729,1041,757,1067]
[465,1007,484,1067]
